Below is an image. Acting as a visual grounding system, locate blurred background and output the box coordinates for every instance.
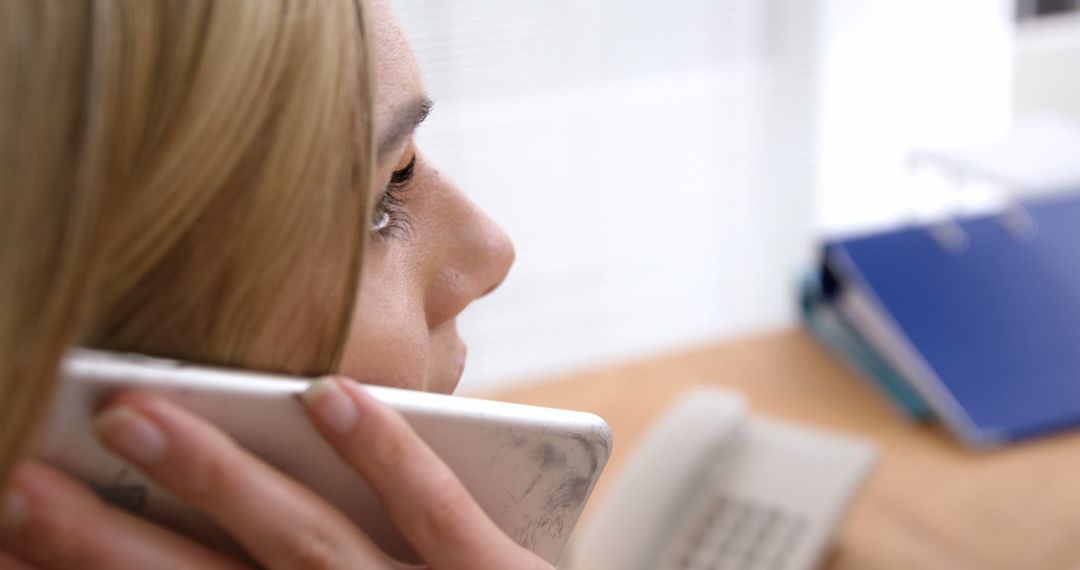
[391,0,1080,394]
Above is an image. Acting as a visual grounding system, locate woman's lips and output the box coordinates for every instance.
[432,319,467,394]
[448,327,467,392]
[450,341,467,392]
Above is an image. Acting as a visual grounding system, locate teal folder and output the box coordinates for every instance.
[800,271,933,421]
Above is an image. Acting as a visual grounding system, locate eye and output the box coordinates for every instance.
[370,154,417,237]
[370,205,393,233]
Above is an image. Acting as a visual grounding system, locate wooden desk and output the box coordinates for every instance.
[489,329,1080,570]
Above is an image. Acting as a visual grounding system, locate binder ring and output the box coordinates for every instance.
[906,152,1040,255]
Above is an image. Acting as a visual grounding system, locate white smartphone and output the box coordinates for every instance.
[34,349,611,565]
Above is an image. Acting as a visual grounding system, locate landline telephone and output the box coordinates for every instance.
[562,388,877,570]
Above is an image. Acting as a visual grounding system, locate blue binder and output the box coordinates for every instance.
[822,192,1080,447]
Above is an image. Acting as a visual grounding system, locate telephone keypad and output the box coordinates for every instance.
[666,494,808,570]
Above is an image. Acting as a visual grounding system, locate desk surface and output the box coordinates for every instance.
[489,329,1080,570]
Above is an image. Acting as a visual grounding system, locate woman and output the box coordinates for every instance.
[0,1,545,568]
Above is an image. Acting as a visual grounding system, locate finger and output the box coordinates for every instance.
[0,462,248,570]
[94,393,393,570]
[302,378,551,570]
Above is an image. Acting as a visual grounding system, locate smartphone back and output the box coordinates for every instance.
[35,350,611,564]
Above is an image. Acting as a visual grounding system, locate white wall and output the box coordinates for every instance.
[394,0,824,393]
[816,0,1016,234]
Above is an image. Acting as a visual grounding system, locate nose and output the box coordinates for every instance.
[479,219,515,298]
[424,179,515,328]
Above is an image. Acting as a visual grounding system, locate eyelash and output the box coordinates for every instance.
[371,154,417,238]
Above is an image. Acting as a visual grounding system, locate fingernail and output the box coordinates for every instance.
[303,378,358,434]
[94,406,168,466]
[0,489,27,534]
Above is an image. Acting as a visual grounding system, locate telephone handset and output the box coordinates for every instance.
[36,349,611,565]
[564,388,876,570]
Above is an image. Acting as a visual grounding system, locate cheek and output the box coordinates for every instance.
[337,251,430,390]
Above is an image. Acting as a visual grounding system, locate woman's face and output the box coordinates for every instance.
[337,0,514,394]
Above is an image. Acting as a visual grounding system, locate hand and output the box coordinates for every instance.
[0,377,554,570]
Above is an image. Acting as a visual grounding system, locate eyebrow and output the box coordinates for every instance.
[377,95,434,158]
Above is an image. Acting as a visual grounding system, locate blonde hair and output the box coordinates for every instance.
[0,1,374,484]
